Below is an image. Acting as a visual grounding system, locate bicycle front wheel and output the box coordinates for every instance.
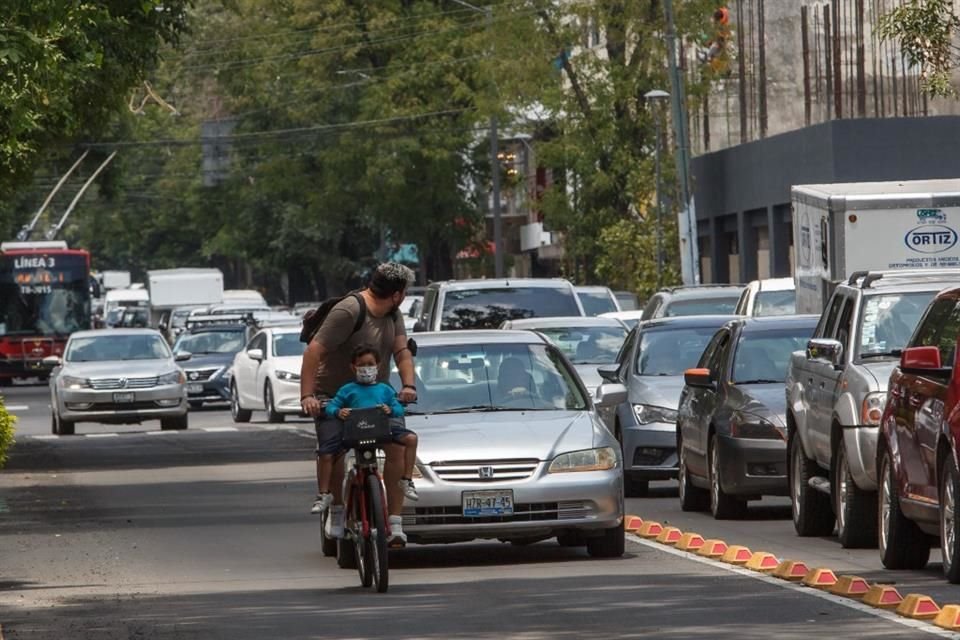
[366,473,389,593]
[352,484,372,587]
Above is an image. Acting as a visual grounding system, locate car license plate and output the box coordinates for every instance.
[113,392,135,403]
[462,490,514,517]
[187,383,203,394]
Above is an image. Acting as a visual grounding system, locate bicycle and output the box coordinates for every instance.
[335,407,393,593]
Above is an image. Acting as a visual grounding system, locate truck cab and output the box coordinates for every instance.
[787,270,959,547]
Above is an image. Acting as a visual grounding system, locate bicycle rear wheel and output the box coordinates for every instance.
[367,473,389,593]
[352,484,373,588]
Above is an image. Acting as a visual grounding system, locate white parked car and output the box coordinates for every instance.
[230,326,304,423]
[734,278,796,317]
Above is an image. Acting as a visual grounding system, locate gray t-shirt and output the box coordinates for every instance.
[312,295,406,397]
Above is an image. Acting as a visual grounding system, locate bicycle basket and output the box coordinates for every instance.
[341,408,392,448]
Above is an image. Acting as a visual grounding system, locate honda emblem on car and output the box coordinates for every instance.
[478,466,495,479]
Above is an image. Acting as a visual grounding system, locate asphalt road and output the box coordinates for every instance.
[0,382,952,639]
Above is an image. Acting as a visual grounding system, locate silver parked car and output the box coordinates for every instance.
[48,329,189,435]
[392,330,625,557]
[500,316,628,399]
[596,315,737,496]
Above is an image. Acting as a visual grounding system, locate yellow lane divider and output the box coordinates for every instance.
[828,575,871,599]
[696,539,728,559]
[934,605,960,631]
[655,526,683,545]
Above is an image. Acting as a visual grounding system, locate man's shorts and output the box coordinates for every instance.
[315,411,416,456]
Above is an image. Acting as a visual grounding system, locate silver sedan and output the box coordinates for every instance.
[48,329,189,435]
[394,330,625,557]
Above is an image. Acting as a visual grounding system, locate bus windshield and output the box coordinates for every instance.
[0,252,90,337]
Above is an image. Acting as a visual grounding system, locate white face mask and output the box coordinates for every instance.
[356,365,378,385]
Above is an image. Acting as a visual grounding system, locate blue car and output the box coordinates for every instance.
[173,320,255,408]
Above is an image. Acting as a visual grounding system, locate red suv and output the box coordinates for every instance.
[879,287,960,582]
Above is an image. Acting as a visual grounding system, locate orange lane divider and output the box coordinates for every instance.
[655,527,683,545]
[934,605,960,631]
[801,568,838,590]
[721,545,753,566]
[624,516,644,533]
[828,576,871,599]
[675,532,705,552]
[637,521,664,539]
[772,560,809,582]
[863,585,904,610]
[897,594,941,621]
[745,552,779,573]
[696,539,728,559]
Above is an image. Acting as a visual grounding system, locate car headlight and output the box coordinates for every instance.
[633,404,679,425]
[861,392,887,426]
[730,412,785,440]
[61,375,90,390]
[548,447,618,473]
[159,370,185,385]
[276,370,301,382]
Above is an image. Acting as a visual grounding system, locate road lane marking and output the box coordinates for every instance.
[202,427,238,432]
[4,405,29,411]
[627,533,959,638]
[85,433,119,438]
[146,430,178,435]
[29,435,59,440]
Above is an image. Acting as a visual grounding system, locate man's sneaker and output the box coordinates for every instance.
[388,515,407,548]
[311,493,333,515]
[325,505,345,539]
[399,478,419,501]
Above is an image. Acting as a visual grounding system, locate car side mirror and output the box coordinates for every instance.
[596,382,627,408]
[42,355,61,367]
[684,367,714,389]
[597,363,620,383]
[807,338,844,369]
[175,351,192,362]
[901,346,949,376]
[247,348,264,361]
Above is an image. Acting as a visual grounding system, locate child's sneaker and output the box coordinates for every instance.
[311,492,333,514]
[388,515,407,548]
[398,478,419,501]
[325,505,345,538]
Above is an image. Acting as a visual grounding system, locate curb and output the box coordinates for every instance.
[625,513,959,636]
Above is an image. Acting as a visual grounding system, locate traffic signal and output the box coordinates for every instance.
[699,6,732,75]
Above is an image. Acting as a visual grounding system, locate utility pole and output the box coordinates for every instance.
[46,151,117,240]
[663,0,701,284]
[645,90,669,289]
[451,0,504,277]
[16,151,90,241]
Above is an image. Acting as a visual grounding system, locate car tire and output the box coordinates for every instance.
[557,532,586,547]
[586,524,625,558]
[709,434,746,520]
[834,438,877,549]
[52,410,75,436]
[160,414,188,431]
[231,381,252,423]
[941,455,960,584]
[789,433,833,536]
[265,382,285,424]
[624,475,648,498]
[878,446,930,570]
[188,400,204,410]
[337,536,357,569]
[678,436,709,512]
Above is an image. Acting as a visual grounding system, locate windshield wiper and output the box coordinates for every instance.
[735,379,782,385]
[431,405,518,414]
[860,351,901,360]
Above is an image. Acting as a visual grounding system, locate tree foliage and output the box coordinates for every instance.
[0,396,15,469]
[878,0,960,98]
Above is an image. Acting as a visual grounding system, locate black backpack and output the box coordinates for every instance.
[299,293,367,344]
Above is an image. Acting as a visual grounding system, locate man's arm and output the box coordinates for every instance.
[300,340,328,417]
[393,334,417,403]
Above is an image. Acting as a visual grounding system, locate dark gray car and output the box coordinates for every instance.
[640,285,745,321]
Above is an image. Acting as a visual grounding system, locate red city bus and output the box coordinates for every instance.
[0,241,92,384]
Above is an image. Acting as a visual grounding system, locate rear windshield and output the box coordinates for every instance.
[441,287,581,330]
[754,290,796,317]
[577,291,618,316]
[635,326,717,376]
[664,294,740,317]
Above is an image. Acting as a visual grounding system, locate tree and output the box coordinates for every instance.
[878,0,960,98]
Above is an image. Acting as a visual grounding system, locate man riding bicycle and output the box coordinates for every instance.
[300,263,418,546]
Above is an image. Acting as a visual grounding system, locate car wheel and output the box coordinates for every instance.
[337,536,357,569]
[188,400,204,410]
[160,414,188,431]
[789,433,833,536]
[52,410,75,436]
[556,532,586,547]
[586,524,625,558]
[878,446,930,570]
[941,455,960,583]
[709,434,746,520]
[834,438,877,548]
[265,382,285,424]
[678,436,709,512]
[231,381,251,423]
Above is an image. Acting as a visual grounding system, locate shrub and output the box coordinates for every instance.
[0,396,16,469]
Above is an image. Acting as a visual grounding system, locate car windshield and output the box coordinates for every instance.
[731,327,814,384]
[395,342,588,414]
[536,326,627,364]
[273,332,303,357]
[440,287,581,330]
[173,329,246,355]
[664,294,740,317]
[577,291,618,316]
[615,292,639,311]
[636,326,717,376]
[754,290,796,317]
[858,291,935,358]
[66,334,171,362]
[171,309,193,328]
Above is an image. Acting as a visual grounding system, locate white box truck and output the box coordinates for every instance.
[101,270,131,290]
[147,268,224,328]
[792,178,960,314]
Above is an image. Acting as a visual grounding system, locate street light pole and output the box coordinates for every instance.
[451,0,504,277]
[644,90,669,290]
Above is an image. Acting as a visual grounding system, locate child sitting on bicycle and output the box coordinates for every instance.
[325,345,420,506]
